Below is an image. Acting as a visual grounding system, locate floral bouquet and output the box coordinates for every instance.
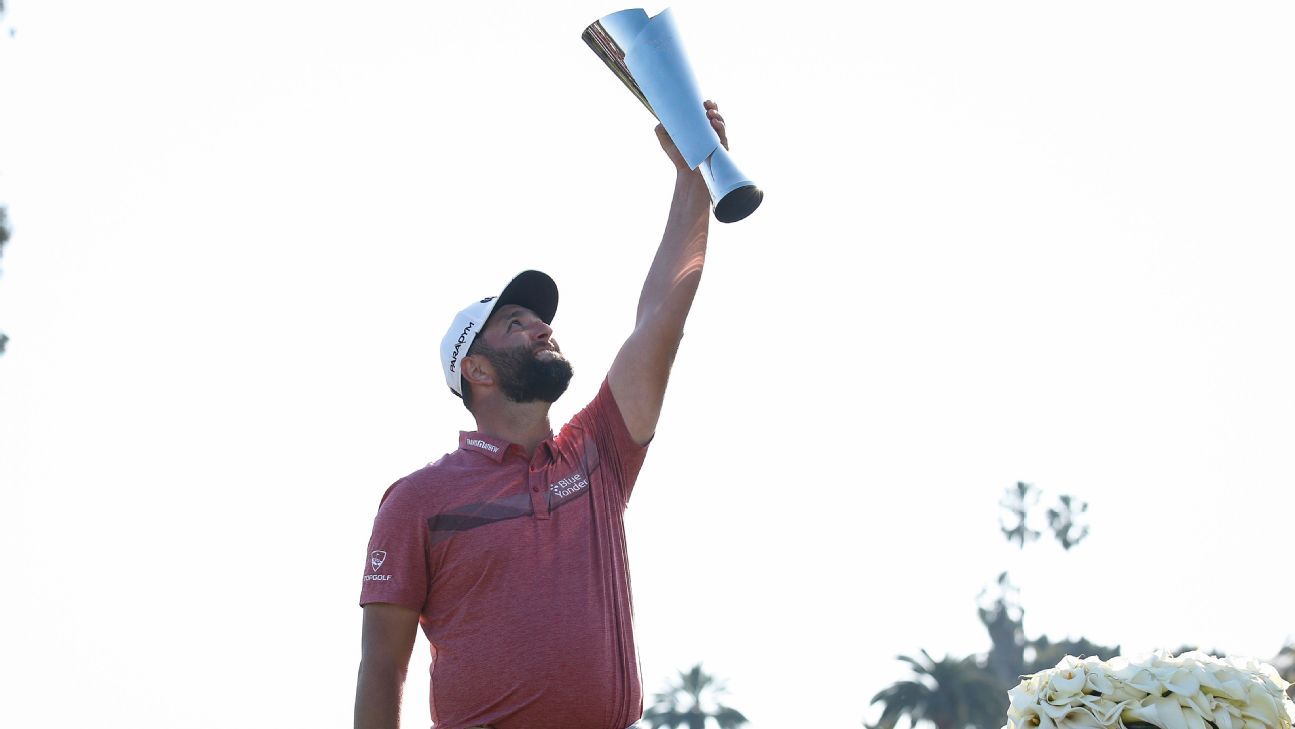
[1005,651,1295,729]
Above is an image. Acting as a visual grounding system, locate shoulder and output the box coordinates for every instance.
[559,380,615,437]
[557,378,645,454]
[378,451,470,510]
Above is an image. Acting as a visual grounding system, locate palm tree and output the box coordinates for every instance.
[0,206,10,356]
[868,650,1003,729]
[998,481,1041,548]
[1274,642,1295,700]
[639,663,749,729]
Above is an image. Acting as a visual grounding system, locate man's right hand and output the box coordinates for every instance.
[654,99,729,172]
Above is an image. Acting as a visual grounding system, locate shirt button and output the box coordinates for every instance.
[532,485,540,492]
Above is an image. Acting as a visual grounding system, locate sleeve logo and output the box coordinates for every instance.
[370,550,388,572]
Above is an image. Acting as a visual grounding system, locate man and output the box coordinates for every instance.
[354,102,730,729]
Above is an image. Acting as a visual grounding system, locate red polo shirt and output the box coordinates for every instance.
[359,380,649,729]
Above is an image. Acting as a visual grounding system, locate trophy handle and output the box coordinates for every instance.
[700,145,763,223]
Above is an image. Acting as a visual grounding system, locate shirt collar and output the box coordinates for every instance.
[458,430,559,464]
[458,431,509,462]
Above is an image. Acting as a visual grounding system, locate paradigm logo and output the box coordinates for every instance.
[466,438,500,453]
[448,321,475,374]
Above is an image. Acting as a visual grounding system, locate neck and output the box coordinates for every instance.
[471,399,554,456]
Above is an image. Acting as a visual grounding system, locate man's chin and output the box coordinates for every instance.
[534,348,566,362]
[506,380,571,405]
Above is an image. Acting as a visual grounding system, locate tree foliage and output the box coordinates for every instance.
[867,651,1002,729]
[1275,642,1295,700]
[999,481,1090,551]
[998,481,1040,548]
[978,572,1025,687]
[1046,494,1089,551]
[639,663,748,729]
[0,206,9,356]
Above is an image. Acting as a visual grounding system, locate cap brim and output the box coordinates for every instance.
[493,270,558,324]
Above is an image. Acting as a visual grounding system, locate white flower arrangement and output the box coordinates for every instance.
[1005,651,1295,729]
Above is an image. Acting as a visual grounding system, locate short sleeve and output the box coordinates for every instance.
[565,378,650,505]
[358,479,430,612]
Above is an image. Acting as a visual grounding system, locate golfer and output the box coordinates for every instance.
[354,103,730,729]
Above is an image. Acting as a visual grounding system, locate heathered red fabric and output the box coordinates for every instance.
[359,380,648,729]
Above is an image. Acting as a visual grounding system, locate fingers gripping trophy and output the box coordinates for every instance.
[583,8,763,223]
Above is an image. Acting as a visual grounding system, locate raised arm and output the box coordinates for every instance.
[609,101,728,445]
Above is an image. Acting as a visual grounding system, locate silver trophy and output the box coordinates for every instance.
[583,8,763,223]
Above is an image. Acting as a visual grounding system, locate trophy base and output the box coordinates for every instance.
[715,185,763,224]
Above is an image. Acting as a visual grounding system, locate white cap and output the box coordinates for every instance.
[439,270,559,397]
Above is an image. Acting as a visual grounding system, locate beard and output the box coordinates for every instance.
[474,341,574,404]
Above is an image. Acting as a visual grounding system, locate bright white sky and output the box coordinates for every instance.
[2,2,1293,727]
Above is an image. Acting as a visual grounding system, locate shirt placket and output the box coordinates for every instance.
[528,463,551,520]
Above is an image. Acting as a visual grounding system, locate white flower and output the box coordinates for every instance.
[1076,694,1124,725]
[1084,665,1115,696]
[1005,652,1295,729]
[1006,695,1057,729]
[1123,694,1204,729]
[1163,667,1201,697]
[1239,681,1282,727]
[1210,698,1243,729]
[1046,662,1088,703]
[1048,706,1104,729]
[1121,668,1164,696]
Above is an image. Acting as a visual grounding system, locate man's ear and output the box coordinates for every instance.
[461,353,494,389]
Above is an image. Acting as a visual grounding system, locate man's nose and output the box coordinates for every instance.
[532,320,553,341]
